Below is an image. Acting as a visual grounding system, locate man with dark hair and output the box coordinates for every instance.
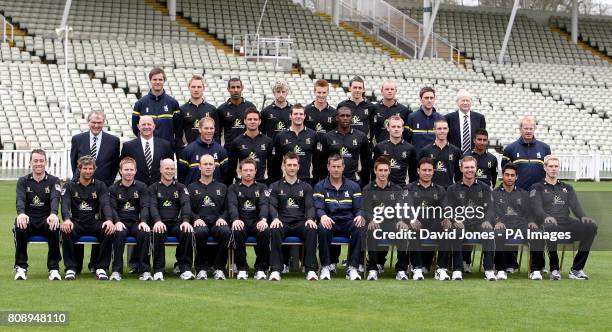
[492,162,545,280]
[464,128,498,188]
[319,106,371,187]
[176,75,220,148]
[227,158,270,280]
[178,117,228,186]
[371,80,410,144]
[404,157,454,281]
[418,118,462,188]
[108,157,151,281]
[531,155,597,280]
[226,108,273,185]
[268,152,318,281]
[218,78,256,149]
[273,104,318,184]
[363,156,404,281]
[188,154,231,281]
[337,76,373,137]
[373,115,417,186]
[405,87,444,154]
[60,156,115,281]
[261,80,292,141]
[314,154,365,281]
[446,156,497,281]
[13,149,62,281]
[445,90,486,155]
[132,67,182,151]
[149,158,194,281]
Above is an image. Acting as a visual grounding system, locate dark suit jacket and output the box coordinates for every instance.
[445,110,486,151]
[71,131,120,186]
[120,136,174,186]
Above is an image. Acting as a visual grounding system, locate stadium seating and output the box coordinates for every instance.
[553,16,612,57]
[398,6,606,65]
[176,0,382,54]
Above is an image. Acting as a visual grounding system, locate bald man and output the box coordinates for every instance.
[371,80,410,144]
[120,116,174,186]
[148,158,194,281]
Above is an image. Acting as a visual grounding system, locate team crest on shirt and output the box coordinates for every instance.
[194,190,200,195]
[299,190,304,197]
[553,195,564,205]
[327,117,332,123]
[202,196,216,207]
[516,198,522,205]
[287,197,300,209]
[193,119,199,129]
[255,190,260,198]
[163,105,169,112]
[390,159,399,169]
[162,200,172,207]
[284,139,290,145]
[402,151,407,158]
[449,155,453,161]
[344,191,350,198]
[118,194,123,199]
[352,139,357,146]
[487,161,492,168]
[433,193,438,200]
[537,152,541,158]
[216,189,221,196]
[92,192,97,199]
[79,201,92,211]
[478,191,483,198]
[134,191,139,199]
[306,138,311,145]
[264,190,271,197]
[31,195,43,207]
[73,191,79,198]
[174,191,179,198]
[243,200,255,211]
[123,201,135,211]
[562,187,568,193]
[261,144,266,151]
[241,144,247,150]
[44,186,50,193]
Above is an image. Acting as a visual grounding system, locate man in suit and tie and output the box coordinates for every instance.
[445,90,486,155]
[120,116,174,186]
[70,110,120,187]
[70,110,120,274]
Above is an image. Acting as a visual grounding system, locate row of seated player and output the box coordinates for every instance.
[13,148,597,282]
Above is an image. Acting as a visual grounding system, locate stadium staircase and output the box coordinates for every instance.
[144,0,233,54]
[550,26,612,65]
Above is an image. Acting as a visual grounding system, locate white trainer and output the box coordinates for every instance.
[396,270,409,281]
[347,267,361,281]
[254,271,267,280]
[435,268,450,281]
[109,272,122,281]
[306,271,318,281]
[320,266,331,280]
[569,269,589,280]
[48,269,61,281]
[412,269,424,280]
[14,267,27,280]
[196,270,208,280]
[377,264,385,274]
[269,271,281,281]
[153,272,165,281]
[180,271,195,280]
[550,270,562,281]
[484,270,497,281]
[64,269,76,281]
[529,271,543,280]
[139,272,153,281]
[451,271,463,281]
[213,270,226,280]
[328,264,337,274]
[96,269,108,280]
[496,270,508,280]
[358,264,365,273]
[367,270,378,281]
[281,264,290,274]
[237,271,248,280]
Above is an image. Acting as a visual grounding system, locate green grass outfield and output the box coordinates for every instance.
[1,180,611,331]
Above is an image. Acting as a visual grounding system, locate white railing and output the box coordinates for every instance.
[2,14,15,44]
[337,0,460,63]
[0,150,72,180]
[232,34,294,69]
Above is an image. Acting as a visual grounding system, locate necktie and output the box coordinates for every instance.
[462,114,470,154]
[145,141,153,172]
[90,136,98,159]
